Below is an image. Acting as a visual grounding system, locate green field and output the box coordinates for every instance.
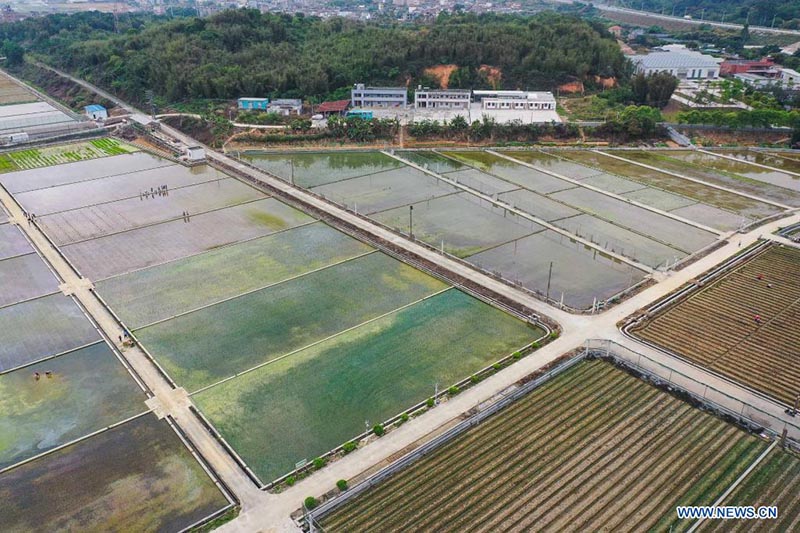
[137,252,448,392]
[321,359,770,532]
[97,223,372,328]
[0,138,137,173]
[0,342,145,469]
[0,414,229,532]
[193,289,541,483]
[700,448,800,532]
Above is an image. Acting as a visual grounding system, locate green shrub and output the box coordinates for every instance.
[531,341,541,349]
[400,413,410,423]
[285,475,296,486]
[337,479,348,491]
[342,441,357,454]
[304,497,318,510]
[373,424,385,436]
[492,362,502,371]
[549,331,560,340]
[470,374,480,384]
[426,397,435,408]
[512,351,522,360]
[448,385,460,396]
[312,457,326,470]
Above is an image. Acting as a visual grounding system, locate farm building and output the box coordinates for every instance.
[473,90,557,111]
[628,47,720,80]
[237,97,270,110]
[414,88,471,110]
[267,99,303,116]
[185,145,205,161]
[316,100,350,117]
[84,104,108,121]
[351,84,408,108]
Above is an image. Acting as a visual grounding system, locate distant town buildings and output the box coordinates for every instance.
[351,84,408,108]
[629,46,720,80]
[238,97,270,110]
[414,87,471,109]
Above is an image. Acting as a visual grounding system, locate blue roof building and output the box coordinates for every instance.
[84,104,108,120]
[238,97,270,110]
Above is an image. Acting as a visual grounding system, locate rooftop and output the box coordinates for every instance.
[316,100,350,113]
[629,50,720,70]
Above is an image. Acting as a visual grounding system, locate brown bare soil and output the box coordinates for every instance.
[423,64,459,89]
[558,80,585,94]
[478,65,502,89]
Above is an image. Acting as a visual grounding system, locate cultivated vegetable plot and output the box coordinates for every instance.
[0,342,145,470]
[0,139,137,174]
[97,223,372,328]
[194,289,541,484]
[633,245,800,405]
[0,414,229,532]
[321,359,769,533]
[0,76,36,105]
[700,448,800,533]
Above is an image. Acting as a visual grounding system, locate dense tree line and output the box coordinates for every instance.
[0,10,629,105]
[676,109,800,128]
[615,0,800,29]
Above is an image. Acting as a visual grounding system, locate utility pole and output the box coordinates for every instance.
[771,15,777,29]
[546,261,553,302]
[434,382,439,405]
[409,204,414,237]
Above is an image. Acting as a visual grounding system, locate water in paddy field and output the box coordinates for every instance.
[242,151,402,188]
[667,150,800,192]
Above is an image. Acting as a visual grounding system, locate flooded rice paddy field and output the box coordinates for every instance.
[0,137,231,527]
[0,141,543,490]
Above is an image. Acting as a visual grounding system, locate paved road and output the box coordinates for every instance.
[546,0,800,36]
[16,65,800,532]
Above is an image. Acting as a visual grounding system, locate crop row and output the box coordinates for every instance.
[702,448,800,533]
[0,140,135,173]
[635,245,800,404]
[320,360,764,532]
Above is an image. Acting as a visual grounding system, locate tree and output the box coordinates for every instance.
[1,40,24,66]
[644,72,678,108]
